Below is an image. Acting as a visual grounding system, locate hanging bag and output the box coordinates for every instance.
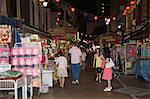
[100,59,106,69]
[105,58,115,68]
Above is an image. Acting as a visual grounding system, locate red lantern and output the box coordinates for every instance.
[112,17,116,20]
[57,12,61,15]
[126,6,130,10]
[130,1,136,5]
[122,12,126,16]
[71,7,75,12]
[55,0,60,3]
[94,16,98,20]
[124,9,128,13]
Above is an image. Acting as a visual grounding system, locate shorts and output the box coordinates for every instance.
[96,67,102,73]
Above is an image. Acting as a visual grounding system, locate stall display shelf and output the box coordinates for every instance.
[12,42,42,95]
[124,43,137,75]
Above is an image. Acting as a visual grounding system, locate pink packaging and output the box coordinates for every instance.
[25,48,32,55]
[25,58,32,65]
[32,56,40,65]
[32,47,40,55]
[0,58,9,64]
[11,48,18,55]
[26,68,32,75]
[12,58,19,66]
[18,48,25,55]
[19,58,25,65]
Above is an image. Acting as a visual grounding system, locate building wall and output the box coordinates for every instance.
[0,0,8,16]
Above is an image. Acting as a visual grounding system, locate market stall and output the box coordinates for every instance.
[124,22,150,82]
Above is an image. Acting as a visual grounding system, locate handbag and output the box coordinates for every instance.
[100,59,106,69]
[105,58,115,68]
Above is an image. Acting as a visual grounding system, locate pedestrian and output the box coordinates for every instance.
[69,42,82,85]
[102,44,114,92]
[81,49,87,70]
[93,48,105,83]
[55,51,68,88]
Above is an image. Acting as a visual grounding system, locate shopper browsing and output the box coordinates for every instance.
[55,51,68,88]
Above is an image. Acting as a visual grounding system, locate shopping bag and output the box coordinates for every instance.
[101,60,106,69]
[105,58,115,68]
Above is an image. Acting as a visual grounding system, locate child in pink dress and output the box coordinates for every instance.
[102,58,113,92]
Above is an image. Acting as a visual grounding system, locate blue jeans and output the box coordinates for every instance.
[71,63,80,81]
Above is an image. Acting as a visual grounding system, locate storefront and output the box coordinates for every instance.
[124,22,150,82]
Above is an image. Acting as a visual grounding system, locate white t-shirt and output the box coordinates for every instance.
[69,46,82,64]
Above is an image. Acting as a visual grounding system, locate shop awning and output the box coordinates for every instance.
[124,21,150,41]
[0,16,19,27]
[21,24,51,38]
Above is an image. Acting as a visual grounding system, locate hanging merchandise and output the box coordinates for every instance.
[0,25,12,44]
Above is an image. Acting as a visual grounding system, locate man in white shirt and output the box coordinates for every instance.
[69,42,82,84]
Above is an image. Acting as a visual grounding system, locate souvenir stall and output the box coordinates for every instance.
[124,23,150,81]
[124,42,137,75]
[0,24,32,99]
[132,41,150,82]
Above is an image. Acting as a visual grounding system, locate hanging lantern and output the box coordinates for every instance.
[124,9,128,13]
[71,7,75,12]
[112,17,116,20]
[55,0,60,3]
[130,0,136,5]
[57,18,60,22]
[57,12,61,15]
[126,6,130,10]
[94,16,98,20]
[122,12,126,16]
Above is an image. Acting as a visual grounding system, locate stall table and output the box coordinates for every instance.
[133,58,150,82]
[0,76,33,99]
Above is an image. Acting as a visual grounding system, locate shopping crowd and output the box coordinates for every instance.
[52,41,117,92]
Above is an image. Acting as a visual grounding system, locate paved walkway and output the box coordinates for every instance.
[33,66,149,99]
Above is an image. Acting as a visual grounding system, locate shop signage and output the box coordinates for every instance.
[0,25,12,44]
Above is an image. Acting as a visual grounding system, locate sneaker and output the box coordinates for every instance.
[103,87,112,92]
[72,81,76,84]
[95,77,98,82]
[75,80,80,85]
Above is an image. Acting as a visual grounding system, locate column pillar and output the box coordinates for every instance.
[34,0,39,28]
[16,0,21,19]
[0,0,8,16]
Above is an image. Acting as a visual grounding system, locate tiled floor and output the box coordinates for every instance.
[33,66,150,99]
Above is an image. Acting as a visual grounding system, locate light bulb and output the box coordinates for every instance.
[43,2,48,7]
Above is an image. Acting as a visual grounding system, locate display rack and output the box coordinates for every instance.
[0,44,33,99]
[12,42,42,95]
[124,43,137,75]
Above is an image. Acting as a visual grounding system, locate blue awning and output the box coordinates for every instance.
[0,16,19,27]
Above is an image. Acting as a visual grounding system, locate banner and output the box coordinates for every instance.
[0,25,12,44]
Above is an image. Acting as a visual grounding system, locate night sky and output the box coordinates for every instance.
[79,0,97,15]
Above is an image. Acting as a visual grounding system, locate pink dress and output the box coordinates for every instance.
[102,68,112,80]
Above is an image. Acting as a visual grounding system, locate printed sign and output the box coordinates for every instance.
[0,25,12,44]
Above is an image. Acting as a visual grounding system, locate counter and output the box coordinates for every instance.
[133,58,150,82]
